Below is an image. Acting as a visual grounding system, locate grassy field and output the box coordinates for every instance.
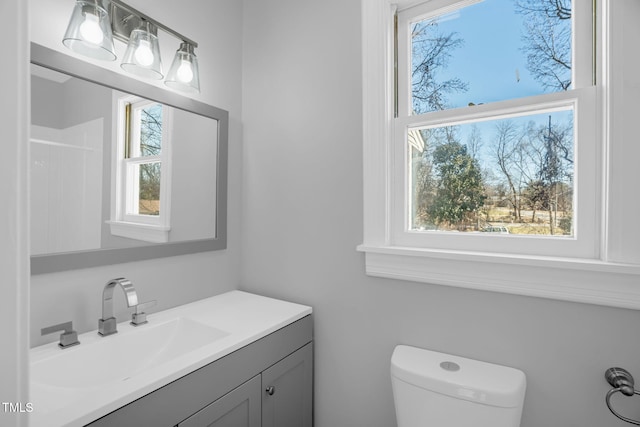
[483,207,571,236]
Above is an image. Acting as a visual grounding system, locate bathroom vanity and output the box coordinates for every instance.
[30,291,313,427]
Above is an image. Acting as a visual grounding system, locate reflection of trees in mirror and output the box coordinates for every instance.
[139,105,162,215]
[139,163,161,216]
[409,0,574,236]
[140,105,163,156]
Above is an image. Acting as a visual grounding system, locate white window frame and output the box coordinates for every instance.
[358,0,640,309]
[108,93,173,243]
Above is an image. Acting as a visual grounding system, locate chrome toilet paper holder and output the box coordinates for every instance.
[605,367,640,425]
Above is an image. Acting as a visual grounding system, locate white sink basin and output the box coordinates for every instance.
[29,291,312,427]
[32,317,228,390]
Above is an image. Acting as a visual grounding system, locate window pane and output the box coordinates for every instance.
[138,103,163,156]
[411,0,573,114]
[138,162,161,216]
[409,109,574,236]
[126,162,162,216]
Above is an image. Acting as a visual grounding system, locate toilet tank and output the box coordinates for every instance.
[391,345,526,427]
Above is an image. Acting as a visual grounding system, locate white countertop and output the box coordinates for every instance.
[29,291,312,427]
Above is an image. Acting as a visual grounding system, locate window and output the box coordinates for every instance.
[125,100,164,219]
[408,111,575,237]
[109,94,173,243]
[393,0,597,259]
[359,0,640,308]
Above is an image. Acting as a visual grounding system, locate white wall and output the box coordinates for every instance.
[29,0,244,347]
[241,0,640,426]
[0,1,29,426]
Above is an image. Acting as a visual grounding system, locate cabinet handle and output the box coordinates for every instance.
[265,386,275,396]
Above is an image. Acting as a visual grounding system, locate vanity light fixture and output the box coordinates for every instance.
[62,0,200,93]
[62,0,116,61]
[165,43,200,93]
[121,21,163,79]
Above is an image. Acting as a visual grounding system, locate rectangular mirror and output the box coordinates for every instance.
[30,43,228,274]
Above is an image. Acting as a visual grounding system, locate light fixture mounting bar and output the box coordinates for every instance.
[108,0,198,47]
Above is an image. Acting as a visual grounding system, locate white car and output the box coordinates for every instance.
[482,226,510,234]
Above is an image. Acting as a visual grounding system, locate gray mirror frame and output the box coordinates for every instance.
[30,43,228,274]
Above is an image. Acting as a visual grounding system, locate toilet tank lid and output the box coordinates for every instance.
[391,345,526,408]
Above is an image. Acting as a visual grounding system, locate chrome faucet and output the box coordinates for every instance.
[98,278,139,336]
[41,321,80,349]
[130,300,157,326]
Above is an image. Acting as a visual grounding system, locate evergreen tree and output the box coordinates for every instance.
[428,141,486,230]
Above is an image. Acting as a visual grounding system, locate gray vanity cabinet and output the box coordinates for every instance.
[177,375,262,427]
[86,315,312,427]
[262,343,313,427]
[177,342,313,427]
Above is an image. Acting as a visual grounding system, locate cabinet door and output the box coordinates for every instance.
[178,375,261,427]
[262,342,313,427]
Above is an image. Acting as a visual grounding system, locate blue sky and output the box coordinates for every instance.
[417,0,559,108]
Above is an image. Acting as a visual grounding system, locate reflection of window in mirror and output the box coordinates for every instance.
[126,100,164,217]
[107,94,173,243]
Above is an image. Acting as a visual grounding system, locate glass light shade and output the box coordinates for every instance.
[165,43,200,93]
[121,22,164,80]
[62,0,116,61]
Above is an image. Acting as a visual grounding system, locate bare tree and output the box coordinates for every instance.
[515,0,572,91]
[522,179,547,223]
[466,124,483,160]
[537,116,573,233]
[411,152,436,228]
[411,20,468,113]
[515,0,571,19]
[492,121,524,221]
[140,107,162,155]
[516,116,573,234]
[138,105,163,215]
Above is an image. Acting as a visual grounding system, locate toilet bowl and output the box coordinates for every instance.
[391,345,526,427]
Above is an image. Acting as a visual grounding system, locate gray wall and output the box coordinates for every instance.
[169,108,217,242]
[240,0,640,426]
[31,74,111,129]
[30,0,244,348]
[31,75,64,128]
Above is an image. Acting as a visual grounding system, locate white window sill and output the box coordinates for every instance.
[357,244,640,310]
[107,220,170,243]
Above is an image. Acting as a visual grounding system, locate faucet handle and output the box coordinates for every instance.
[131,300,157,326]
[41,321,80,349]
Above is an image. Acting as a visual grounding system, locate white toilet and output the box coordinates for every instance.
[391,345,526,427]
